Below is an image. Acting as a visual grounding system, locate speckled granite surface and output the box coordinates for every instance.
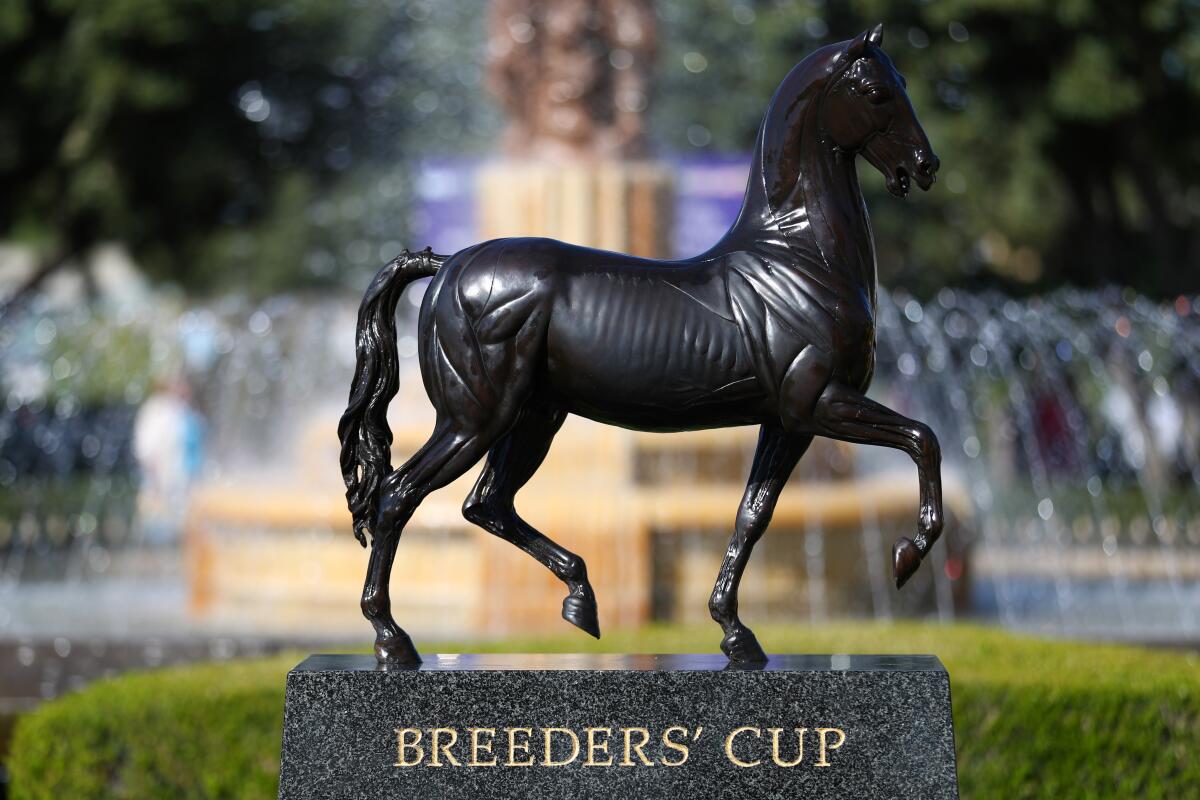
[278,654,958,799]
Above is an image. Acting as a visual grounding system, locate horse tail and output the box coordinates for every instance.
[338,247,446,546]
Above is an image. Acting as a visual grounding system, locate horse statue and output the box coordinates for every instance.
[339,24,943,666]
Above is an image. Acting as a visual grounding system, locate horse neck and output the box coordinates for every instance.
[719,100,877,300]
[789,138,877,294]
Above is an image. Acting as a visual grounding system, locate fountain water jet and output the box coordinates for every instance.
[3,284,1196,649]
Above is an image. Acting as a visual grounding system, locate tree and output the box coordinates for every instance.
[0,0,490,305]
[5,0,1198,301]
[652,0,1200,297]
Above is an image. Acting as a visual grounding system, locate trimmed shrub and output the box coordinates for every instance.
[8,623,1200,798]
[7,657,291,799]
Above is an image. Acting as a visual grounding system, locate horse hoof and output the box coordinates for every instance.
[375,632,421,667]
[721,629,768,664]
[562,594,601,639]
[893,537,922,589]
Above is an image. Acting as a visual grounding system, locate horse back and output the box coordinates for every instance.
[432,237,764,429]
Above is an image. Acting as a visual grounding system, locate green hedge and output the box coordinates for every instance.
[8,623,1200,799]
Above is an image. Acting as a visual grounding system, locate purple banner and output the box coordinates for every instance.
[671,155,750,256]
[412,156,751,259]
[411,158,480,255]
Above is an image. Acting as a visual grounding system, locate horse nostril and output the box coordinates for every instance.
[914,153,940,177]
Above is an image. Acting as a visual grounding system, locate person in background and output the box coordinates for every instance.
[133,378,206,545]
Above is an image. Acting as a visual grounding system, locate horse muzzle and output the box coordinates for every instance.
[886,151,938,197]
[912,150,939,191]
[864,137,939,198]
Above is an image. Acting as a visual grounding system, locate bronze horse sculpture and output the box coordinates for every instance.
[339,25,943,666]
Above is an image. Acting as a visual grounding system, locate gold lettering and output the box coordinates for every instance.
[505,727,534,767]
[394,728,424,767]
[816,727,846,767]
[543,727,580,767]
[584,727,614,766]
[660,725,691,767]
[725,726,762,768]
[768,727,807,767]
[468,728,497,767]
[621,727,653,766]
[428,728,461,767]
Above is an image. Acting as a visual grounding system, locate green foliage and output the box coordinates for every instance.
[8,657,288,799]
[654,0,1200,296]
[0,0,489,295]
[4,0,1200,297]
[8,624,1200,799]
[0,475,138,546]
[42,314,158,406]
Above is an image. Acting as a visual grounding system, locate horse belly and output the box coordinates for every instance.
[544,275,763,430]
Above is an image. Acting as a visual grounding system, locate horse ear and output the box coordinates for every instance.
[845,28,871,59]
[868,23,883,47]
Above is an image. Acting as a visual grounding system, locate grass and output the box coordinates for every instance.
[7,622,1199,798]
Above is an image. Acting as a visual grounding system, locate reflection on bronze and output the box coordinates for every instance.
[340,25,942,665]
[486,0,656,159]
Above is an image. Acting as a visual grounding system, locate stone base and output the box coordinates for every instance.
[278,653,958,800]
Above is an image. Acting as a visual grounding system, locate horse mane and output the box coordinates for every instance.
[751,40,858,212]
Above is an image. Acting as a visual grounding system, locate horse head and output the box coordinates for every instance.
[822,24,939,198]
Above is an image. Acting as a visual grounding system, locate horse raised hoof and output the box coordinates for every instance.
[721,629,768,664]
[893,537,922,589]
[375,631,421,667]
[562,593,601,639]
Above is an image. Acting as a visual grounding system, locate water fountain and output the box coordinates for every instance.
[872,286,1200,643]
[3,281,1196,657]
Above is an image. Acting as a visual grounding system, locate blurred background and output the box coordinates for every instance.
[2,0,1200,787]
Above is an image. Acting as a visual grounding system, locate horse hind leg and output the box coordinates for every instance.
[462,403,601,638]
[364,422,494,665]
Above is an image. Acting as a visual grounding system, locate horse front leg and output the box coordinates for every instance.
[709,424,811,663]
[812,381,944,588]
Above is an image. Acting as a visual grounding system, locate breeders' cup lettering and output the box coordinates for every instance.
[393,725,846,768]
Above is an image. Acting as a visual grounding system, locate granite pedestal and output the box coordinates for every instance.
[278,653,958,799]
